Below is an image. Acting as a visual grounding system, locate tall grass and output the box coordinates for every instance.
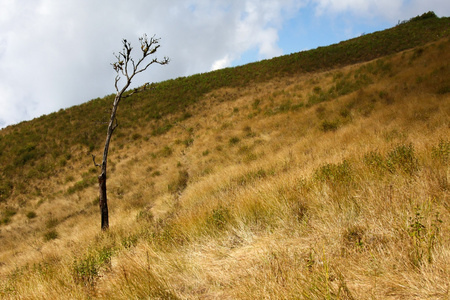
[0,16,449,299]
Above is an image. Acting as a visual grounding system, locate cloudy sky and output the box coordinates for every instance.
[1,0,449,128]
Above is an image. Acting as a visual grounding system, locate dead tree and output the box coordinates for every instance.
[93,34,169,230]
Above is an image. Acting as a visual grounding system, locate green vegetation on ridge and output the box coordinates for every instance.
[1,14,449,204]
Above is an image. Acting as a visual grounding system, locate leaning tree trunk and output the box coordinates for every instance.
[97,86,128,231]
[94,35,169,231]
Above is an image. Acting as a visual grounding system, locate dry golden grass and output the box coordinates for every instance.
[1,38,449,299]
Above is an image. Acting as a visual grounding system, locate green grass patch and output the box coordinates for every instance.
[314,160,353,183]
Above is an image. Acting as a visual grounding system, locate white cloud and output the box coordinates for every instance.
[0,0,449,128]
[0,0,304,128]
[311,0,450,21]
[212,55,232,71]
[312,0,405,20]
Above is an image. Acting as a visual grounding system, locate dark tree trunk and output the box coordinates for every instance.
[98,172,108,230]
[96,90,121,231]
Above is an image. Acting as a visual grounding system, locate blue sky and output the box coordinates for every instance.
[0,0,449,128]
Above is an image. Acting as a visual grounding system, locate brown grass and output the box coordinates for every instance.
[1,38,449,299]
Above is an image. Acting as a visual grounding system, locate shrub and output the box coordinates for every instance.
[277,101,292,113]
[121,235,139,249]
[14,143,44,167]
[386,143,419,175]
[183,138,194,147]
[26,211,37,219]
[0,180,13,202]
[314,160,352,183]
[131,133,142,140]
[181,112,192,120]
[339,108,351,118]
[252,98,261,109]
[432,139,449,164]
[206,206,231,231]
[3,207,17,217]
[43,230,58,241]
[72,253,100,288]
[160,146,173,157]
[307,90,329,106]
[72,247,114,288]
[410,11,438,22]
[408,206,442,265]
[229,137,240,145]
[1,207,17,225]
[45,217,59,228]
[320,120,339,132]
[343,225,365,251]
[364,151,387,174]
[151,170,162,177]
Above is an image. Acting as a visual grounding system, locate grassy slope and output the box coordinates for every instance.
[0,13,449,299]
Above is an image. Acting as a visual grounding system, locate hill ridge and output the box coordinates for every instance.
[0,12,449,299]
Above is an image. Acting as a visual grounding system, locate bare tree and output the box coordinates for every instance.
[93,34,169,230]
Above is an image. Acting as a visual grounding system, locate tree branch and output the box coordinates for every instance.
[92,155,101,167]
[112,117,118,132]
[114,75,120,92]
[122,82,154,99]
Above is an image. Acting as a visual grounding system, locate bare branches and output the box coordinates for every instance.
[94,33,169,231]
[92,155,101,167]
[111,34,170,93]
[139,34,159,57]
[123,82,155,99]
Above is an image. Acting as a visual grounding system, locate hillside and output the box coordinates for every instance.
[1,13,449,299]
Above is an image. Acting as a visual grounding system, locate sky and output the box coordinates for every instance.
[1,0,449,129]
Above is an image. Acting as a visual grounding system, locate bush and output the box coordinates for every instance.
[26,211,37,219]
[229,137,240,145]
[364,151,388,174]
[206,206,231,231]
[183,138,194,147]
[432,139,449,164]
[43,230,58,241]
[410,11,438,22]
[0,180,13,202]
[160,146,173,157]
[386,143,419,175]
[320,120,339,132]
[131,133,142,140]
[45,217,59,228]
[1,207,17,225]
[72,247,114,288]
[314,160,352,183]
[72,253,100,288]
[151,170,162,177]
[307,90,329,106]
